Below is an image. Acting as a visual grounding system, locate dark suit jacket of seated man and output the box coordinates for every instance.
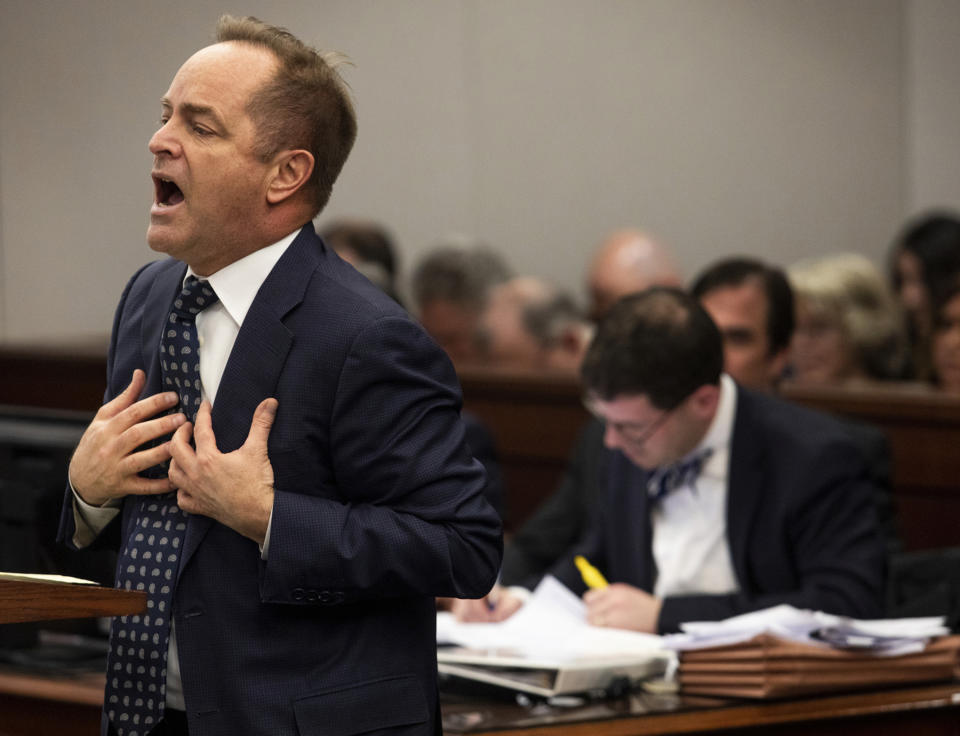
[59,16,500,736]
[466,288,885,634]
[553,377,886,633]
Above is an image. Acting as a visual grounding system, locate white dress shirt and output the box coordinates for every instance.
[72,229,298,711]
[652,373,739,599]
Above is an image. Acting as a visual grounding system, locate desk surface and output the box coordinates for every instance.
[441,679,960,735]
[2,668,959,736]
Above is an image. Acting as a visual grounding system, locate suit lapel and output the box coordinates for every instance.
[611,455,657,591]
[180,226,319,570]
[635,465,657,591]
[726,390,764,586]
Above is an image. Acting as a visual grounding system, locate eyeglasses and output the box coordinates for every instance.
[583,396,677,449]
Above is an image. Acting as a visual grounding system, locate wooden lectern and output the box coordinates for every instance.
[0,574,146,625]
[0,575,146,736]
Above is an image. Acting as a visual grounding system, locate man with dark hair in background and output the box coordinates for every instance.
[460,289,885,634]
[693,257,898,552]
[691,257,794,392]
[60,16,500,736]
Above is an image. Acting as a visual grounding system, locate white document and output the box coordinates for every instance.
[437,575,667,664]
[0,572,98,586]
[437,576,672,697]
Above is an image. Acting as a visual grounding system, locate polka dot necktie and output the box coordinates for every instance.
[105,276,219,736]
[647,448,713,503]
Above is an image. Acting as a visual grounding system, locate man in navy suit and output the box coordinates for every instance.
[464,288,884,634]
[59,15,501,736]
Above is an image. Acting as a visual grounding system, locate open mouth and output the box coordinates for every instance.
[154,176,184,207]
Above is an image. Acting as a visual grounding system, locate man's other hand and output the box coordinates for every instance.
[69,369,184,506]
[169,398,277,544]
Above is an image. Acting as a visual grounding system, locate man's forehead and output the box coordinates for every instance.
[169,41,277,92]
[589,392,656,418]
[703,280,768,318]
[183,40,276,68]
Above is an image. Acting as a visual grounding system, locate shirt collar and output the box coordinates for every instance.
[185,229,299,328]
[688,373,737,468]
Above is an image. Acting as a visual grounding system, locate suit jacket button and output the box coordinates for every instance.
[292,588,305,601]
[318,591,332,604]
[306,589,319,602]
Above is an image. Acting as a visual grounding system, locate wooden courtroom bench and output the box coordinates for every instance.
[779,382,960,552]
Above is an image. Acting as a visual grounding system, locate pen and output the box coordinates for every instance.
[575,555,609,589]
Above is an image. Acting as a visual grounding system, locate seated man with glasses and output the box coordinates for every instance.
[458,288,886,633]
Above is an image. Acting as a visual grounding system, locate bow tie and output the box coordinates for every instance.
[647,448,713,502]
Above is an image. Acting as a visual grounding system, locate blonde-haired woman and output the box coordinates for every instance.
[788,253,909,386]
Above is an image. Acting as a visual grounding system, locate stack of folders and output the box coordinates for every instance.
[661,604,960,698]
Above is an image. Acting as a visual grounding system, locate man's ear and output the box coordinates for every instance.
[688,383,720,420]
[266,150,314,205]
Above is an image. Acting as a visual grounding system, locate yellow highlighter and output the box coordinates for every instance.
[574,555,609,589]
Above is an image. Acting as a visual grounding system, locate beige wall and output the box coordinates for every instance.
[905,0,960,215]
[0,0,957,342]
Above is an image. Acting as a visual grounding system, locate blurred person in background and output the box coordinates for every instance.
[788,253,909,387]
[691,257,794,392]
[586,228,681,322]
[410,240,512,366]
[930,276,960,395]
[319,217,403,305]
[477,276,593,376]
[888,211,960,380]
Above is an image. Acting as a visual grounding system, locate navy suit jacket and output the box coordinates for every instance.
[59,224,502,735]
[552,387,886,633]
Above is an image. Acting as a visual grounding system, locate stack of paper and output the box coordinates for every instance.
[664,604,950,654]
[660,605,960,698]
[437,576,672,697]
